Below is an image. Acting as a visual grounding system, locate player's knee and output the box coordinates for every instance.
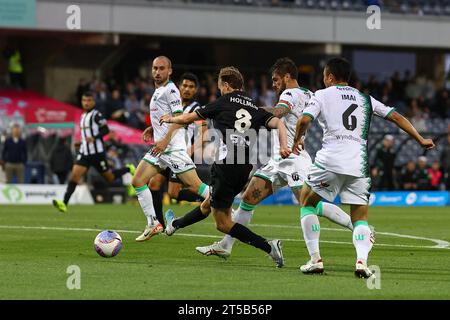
[132,176,145,188]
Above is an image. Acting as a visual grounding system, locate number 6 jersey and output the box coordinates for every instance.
[303,85,395,178]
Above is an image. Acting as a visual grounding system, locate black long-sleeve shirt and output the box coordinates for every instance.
[2,137,27,164]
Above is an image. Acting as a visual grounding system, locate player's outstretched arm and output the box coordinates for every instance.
[151,113,187,156]
[387,111,435,150]
[262,106,290,119]
[293,114,312,154]
[267,117,291,158]
[160,112,200,125]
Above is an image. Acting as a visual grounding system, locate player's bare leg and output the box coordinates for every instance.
[196,177,273,258]
[177,169,210,199]
[299,184,324,274]
[163,168,210,234]
[212,206,284,267]
[167,181,182,200]
[52,164,88,213]
[149,173,167,228]
[165,195,211,236]
[350,204,374,279]
[132,160,164,241]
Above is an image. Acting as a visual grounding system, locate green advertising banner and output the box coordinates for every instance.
[0,0,36,28]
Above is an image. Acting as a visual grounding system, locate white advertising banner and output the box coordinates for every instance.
[0,184,94,205]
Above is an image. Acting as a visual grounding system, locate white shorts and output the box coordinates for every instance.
[305,163,371,205]
[143,149,196,175]
[253,152,312,192]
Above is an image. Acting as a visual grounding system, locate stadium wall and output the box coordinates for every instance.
[234,188,450,207]
[32,0,450,49]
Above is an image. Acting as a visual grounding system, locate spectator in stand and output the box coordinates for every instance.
[416,156,431,190]
[259,75,277,107]
[124,93,144,129]
[428,161,443,190]
[440,133,450,190]
[433,89,450,118]
[247,78,259,102]
[1,123,27,183]
[76,78,90,108]
[400,160,419,190]
[140,92,152,126]
[370,166,382,191]
[374,134,396,190]
[107,89,127,123]
[408,99,427,132]
[50,137,73,184]
[104,130,129,159]
[95,82,109,115]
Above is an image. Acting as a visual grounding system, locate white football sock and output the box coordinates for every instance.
[219,204,254,251]
[197,183,210,199]
[300,207,321,262]
[318,201,353,231]
[353,220,373,264]
[134,185,158,225]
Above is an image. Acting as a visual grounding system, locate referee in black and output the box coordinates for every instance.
[160,67,291,267]
[52,91,136,213]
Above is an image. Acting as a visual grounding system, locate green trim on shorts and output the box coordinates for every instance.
[353,220,369,228]
[303,113,315,121]
[163,149,185,155]
[143,158,157,166]
[316,201,324,216]
[300,206,317,218]
[134,185,148,193]
[253,173,272,183]
[240,201,256,212]
[314,162,326,170]
[290,185,303,190]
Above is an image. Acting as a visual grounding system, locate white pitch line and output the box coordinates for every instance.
[0,224,448,250]
[249,223,450,249]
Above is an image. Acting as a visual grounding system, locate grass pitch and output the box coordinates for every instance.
[0,203,449,299]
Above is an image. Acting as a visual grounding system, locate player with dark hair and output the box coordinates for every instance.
[196,57,355,259]
[294,57,435,278]
[52,91,136,213]
[160,66,290,267]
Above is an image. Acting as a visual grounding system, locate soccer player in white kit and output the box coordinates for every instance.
[132,56,209,242]
[196,58,356,259]
[294,58,435,278]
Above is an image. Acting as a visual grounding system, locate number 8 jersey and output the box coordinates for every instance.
[303,85,395,178]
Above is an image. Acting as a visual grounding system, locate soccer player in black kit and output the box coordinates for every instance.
[160,67,290,267]
[52,91,136,213]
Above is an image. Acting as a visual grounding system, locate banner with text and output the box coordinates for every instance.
[0,184,94,205]
[234,188,449,207]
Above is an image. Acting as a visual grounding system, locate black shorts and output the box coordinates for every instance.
[210,163,253,209]
[75,152,109,173]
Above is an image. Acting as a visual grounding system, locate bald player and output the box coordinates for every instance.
[132,56,210,241]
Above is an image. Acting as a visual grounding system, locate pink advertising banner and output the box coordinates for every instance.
[0,90,146,145]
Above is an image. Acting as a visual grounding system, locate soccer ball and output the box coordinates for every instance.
[94,230,122,258]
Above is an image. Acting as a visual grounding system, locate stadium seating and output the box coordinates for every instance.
[145,0,450,15]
